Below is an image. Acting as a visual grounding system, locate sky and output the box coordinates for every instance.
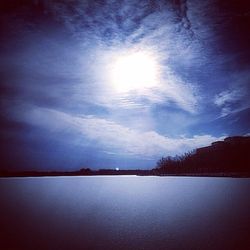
[1,0,250,171]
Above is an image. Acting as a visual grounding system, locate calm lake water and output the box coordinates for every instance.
[1,176,250,250]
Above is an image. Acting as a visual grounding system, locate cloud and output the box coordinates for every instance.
[3,0,219,114]
[43,0,205,113]
[2,0,250,171]
[20,106,224,158]
[214,89,244,107]
[214,78,250,116]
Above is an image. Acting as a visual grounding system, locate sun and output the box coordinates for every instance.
[110,51,159,92]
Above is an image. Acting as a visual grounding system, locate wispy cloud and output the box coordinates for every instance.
[20,106,224,158]
[2,0,217,115]
[214,73,250,116]
[44,0,206,113]
[215,89,244,107]
[1,0,250,170]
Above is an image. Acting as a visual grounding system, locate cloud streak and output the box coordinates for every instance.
[20,106,224,158]
[214,71,250,116]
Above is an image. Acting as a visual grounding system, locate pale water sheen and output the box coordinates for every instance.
[1,176,250,250]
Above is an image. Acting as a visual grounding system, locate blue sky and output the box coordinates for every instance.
[1,0,250,170]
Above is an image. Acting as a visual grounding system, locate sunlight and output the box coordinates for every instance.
[110,51,159,92]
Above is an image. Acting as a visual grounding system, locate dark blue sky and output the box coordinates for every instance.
[1,0,250,171]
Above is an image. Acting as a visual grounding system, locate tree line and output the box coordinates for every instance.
[155,136,250,174]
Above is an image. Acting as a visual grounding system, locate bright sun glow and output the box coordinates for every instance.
[111,52,159,92]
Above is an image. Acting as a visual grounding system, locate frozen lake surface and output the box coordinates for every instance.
[1,176,250,250]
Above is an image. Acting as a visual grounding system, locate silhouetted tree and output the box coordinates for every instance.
[155,136,250,175]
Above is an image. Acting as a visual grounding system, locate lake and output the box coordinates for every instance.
[1,176,250,250]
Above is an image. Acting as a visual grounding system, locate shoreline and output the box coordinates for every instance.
[1,173,250,178]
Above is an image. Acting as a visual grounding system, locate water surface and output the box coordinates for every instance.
[1,176,250,249]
